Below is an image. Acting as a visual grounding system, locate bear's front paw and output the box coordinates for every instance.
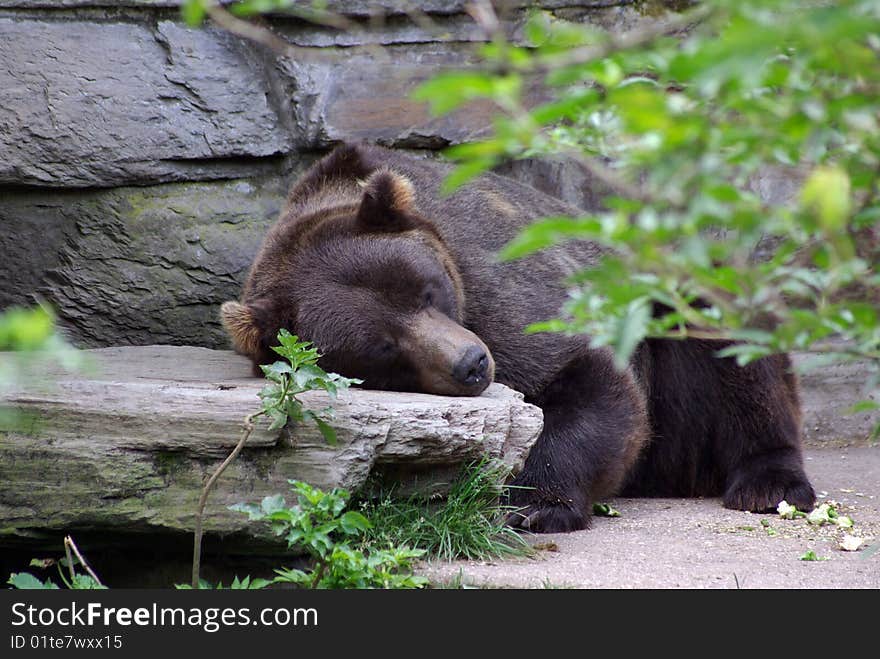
[723,467,816,513]
[505,503,589,533]
[504,489,590,533]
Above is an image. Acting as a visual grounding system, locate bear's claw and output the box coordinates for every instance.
[505,501,590,534]
[723,468,816,513]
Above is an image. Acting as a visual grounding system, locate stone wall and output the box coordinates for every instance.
[0,0,653,348]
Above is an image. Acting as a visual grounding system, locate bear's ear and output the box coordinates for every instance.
[288,143,374,205]
[356,169,416,232]
[220,301,261,357]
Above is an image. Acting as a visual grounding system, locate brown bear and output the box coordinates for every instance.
[221,143,815,532]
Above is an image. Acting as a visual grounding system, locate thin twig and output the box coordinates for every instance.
[202,2,395,67]
[310,560,327,589]
[286,4,359,32]
[530,3,713,74]
[63,536,76,584]
[665,328,731,341]
[204,3,300,56]
[191,410,263,589]
[64,535,104,587]
[465,0,501,38]
[403,3,442,36]
[662,327,880,361]
[561,146,659,206]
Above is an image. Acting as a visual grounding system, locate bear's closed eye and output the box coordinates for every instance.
[377,339,396,356]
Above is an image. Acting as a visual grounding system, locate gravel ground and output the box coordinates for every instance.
[418,447,880,589]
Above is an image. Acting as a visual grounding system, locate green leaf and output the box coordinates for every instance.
[290,363,325,389]
[0,305,56,350]
[229,502,262,519]
[174,578,215,590]
[69,574,106,590]
[592,502,621,517]
[799,550,827,562]
[285,406,306,430]
[7,572,59,589]
[271,330,320,365]
[525,318,570,334]
[260,361,292,381]
[258,383,282,408]
[500,216,601,261]
[309,533,333,556]
[246,577,273,589]
[801,166,852,231]
[267,408,288,431]
[609,84,670,133]
[777,501,806,520]
[440,157,497,195]
[180,0,206,26]
[523,10,551,47]
[530,89,599,124]
[715,343,773,367]
[726,329,775,345]
[312,414,337,446]
[273,567,310,585]
[806,504,834,526]
[285,528,305,547]
[846,400,879,414]
[260,494,287,516]
[340,510,372,534]
[412,72,497,115]
[610,298,651,370]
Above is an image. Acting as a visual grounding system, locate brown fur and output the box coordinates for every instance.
[220,301,260,358]
[223,143,815,532]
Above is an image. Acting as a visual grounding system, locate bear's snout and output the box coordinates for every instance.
[452,345,490,388]
[408,308,494,396]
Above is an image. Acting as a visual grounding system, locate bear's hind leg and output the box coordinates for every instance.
[633,339,816,513]
[506,350,649,533]
[723,445,816,512]
[717,353,815,513]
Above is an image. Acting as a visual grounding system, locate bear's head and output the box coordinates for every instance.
[221,166,495,397]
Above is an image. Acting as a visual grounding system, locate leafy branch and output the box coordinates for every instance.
[190,329,359,588]
[413,0,880,436]
[7,535,106,590]
[232,481,427,589]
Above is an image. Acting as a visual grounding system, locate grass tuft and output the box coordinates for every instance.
[361,458,533,561]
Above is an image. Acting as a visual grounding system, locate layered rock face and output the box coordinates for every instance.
[0,0,648,347]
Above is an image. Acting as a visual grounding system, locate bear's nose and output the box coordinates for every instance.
[452,345,490,387]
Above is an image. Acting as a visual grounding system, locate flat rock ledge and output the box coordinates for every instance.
[0,346,543,545]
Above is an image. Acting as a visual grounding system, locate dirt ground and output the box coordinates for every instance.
[419,447,880,589]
